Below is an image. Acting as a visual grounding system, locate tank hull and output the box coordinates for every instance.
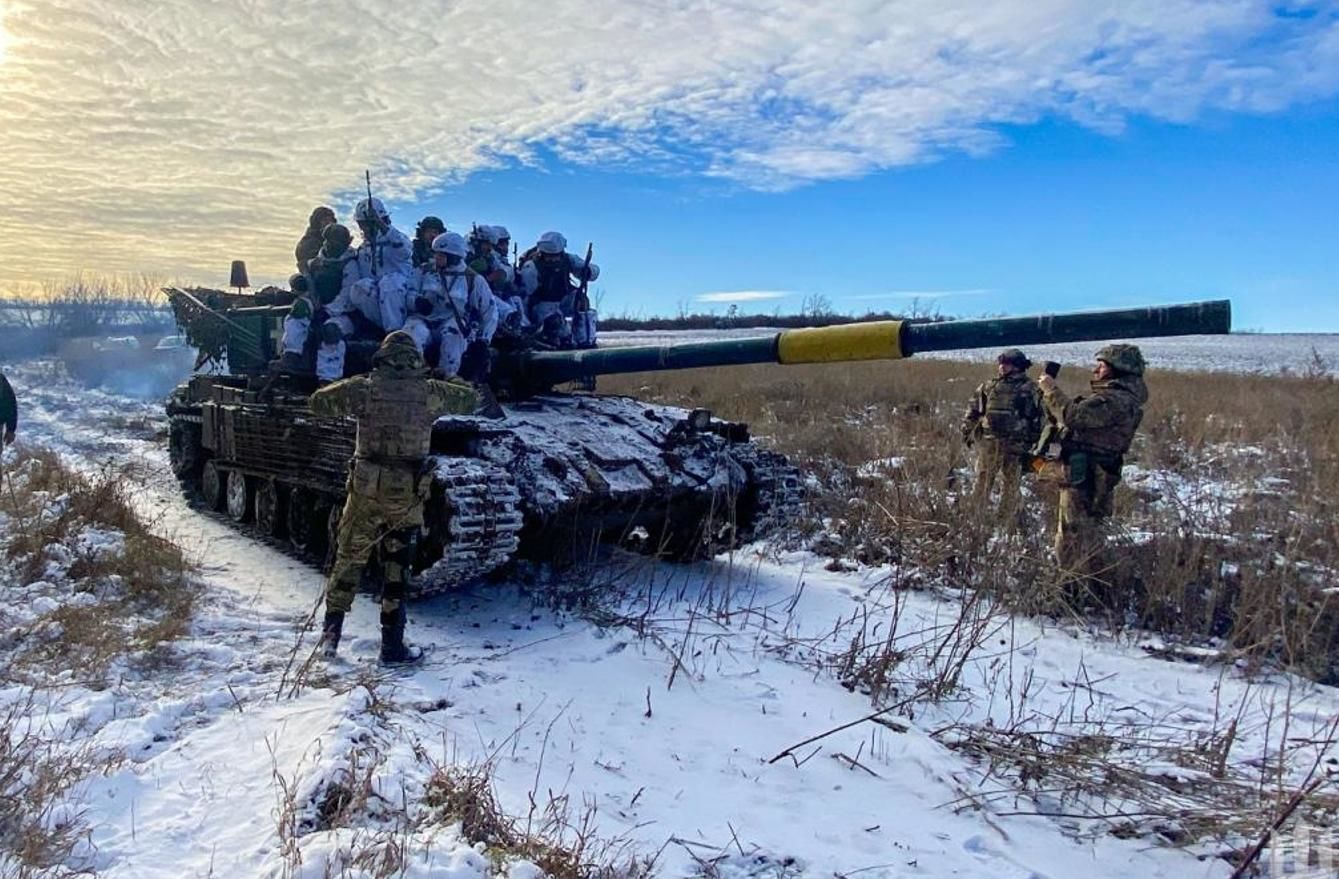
[166,380,801,596]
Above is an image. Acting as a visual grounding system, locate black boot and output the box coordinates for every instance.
[379,607,424,666]
[320,610,344,659]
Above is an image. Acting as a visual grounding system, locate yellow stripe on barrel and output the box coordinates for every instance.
[775,320,905,365]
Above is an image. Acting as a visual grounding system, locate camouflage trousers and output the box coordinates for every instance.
[971,438,1027,519]
[324,461,424,616]
[1054,464,1119,586]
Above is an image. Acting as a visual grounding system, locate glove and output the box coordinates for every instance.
[415,297,434,316]
[351,278,375,298]
[459,339,492,383]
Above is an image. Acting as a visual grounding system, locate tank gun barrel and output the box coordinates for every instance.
[517,299,1231,383]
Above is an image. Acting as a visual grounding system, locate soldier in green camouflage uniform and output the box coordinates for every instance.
[961,349,1043,517]
[0,370,16,446]
[1038,343,1148,586]
[310,331,479,663]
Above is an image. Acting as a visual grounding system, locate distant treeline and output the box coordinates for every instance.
[599,309,951,331]
[0,276,173,358]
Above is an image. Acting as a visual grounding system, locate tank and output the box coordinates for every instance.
[164,287,1231,596]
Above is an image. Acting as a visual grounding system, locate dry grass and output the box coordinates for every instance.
[0,446,197,680]
[422,759,656,878]
[0,690,118,878]
[601,356,1339,681]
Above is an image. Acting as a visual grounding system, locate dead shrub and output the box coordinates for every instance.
[423,760,655,878]
[0,691,115,877]
[601,357,1339,680]
[0,446,197,679]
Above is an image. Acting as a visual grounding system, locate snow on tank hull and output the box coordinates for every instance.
[166,377,801,598]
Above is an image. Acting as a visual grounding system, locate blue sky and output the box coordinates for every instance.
[401,104,1339,332]
[2,0,1337,331]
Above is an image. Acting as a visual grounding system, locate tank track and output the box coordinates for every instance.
[733,447,805,546]
[415,457,524,595]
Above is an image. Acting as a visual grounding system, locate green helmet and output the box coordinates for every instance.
[372,331,425,372]
[1095,343,1146,376]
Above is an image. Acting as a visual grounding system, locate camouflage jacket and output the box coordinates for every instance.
[1042,375,1148,460]
[0,371,15,435]
[295,228,325,272]
[309,369,478,466]
[962,372,1043,450]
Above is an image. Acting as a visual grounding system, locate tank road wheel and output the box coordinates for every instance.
[168,420,204,484]
[255,480,285,538]
[225,470,252,523]
[201,461,225,511]
[287,488,317,555]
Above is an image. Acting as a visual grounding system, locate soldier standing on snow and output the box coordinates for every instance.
[0,369,16,446]
[961,348,1043,518]
[310,332,479,664]
[1037,343,1149,588]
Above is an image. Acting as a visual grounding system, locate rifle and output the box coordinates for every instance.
[364,170,382,277]
[574,242,593,313]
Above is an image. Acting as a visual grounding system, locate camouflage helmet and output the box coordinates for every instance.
[416,215,445,238]
[322,223,352,250]
[372,330,425,371]
[996,348,1031,370]
[308,205,336,229]
[1095,343,1146,376]
[354,196,390,223]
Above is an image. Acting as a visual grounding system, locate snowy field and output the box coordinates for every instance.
[601,329,1339,375]
[1,361,1336,878]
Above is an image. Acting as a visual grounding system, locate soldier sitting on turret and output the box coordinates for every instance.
[295,205,336,272]
[402,232,498,382]
[350,196,413,333]
[519,231,598,349]
[468,225,526,334]
[411,216,446,269]
[301,223,360,382]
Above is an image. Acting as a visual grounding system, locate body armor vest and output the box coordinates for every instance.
[980,375,1037,441]
[309,253,350,306]
[532,258,574,303]
[354,371,434,464]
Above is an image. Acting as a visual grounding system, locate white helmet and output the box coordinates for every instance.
[490,225,511,243]
[536,231,567,255]
[471,225,499,245]
[354,197,389,223]
[431,231,468,258]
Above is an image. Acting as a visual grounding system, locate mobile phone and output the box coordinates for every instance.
[1043,361,1061,378]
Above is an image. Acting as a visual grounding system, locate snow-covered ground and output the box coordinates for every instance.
[2,361,1336,877]
[601,330,1339,375]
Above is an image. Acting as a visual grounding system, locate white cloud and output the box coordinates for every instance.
[696,290,794,303]
[0,0,1335,285]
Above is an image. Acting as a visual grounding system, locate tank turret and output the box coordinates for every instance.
[163,291,1231,598]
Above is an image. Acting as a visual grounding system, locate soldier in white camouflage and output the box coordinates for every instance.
[961,348,1043,518]
[310,331,479,664]
[1038,343,1149,588]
